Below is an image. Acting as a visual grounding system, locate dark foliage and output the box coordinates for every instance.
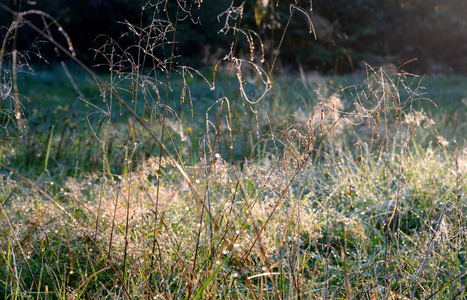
[1,0,466,73]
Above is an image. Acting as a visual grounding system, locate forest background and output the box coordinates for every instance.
[2,0,466,75]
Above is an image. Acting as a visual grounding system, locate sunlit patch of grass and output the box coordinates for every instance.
[1,1,466,299]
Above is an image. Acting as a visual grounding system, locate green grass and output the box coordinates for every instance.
[1,3,466,299]
[1,64,466,299]
[9,67,467,177]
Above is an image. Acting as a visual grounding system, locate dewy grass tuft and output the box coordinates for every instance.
[0,1,466,299]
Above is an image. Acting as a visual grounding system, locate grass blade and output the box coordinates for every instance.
[44,125,54,172]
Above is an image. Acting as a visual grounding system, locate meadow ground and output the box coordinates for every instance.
[0,64,466,299]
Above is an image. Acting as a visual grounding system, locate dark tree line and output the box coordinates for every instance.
[1,0,466,74]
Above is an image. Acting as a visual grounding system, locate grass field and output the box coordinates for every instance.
[0,62,465,299]
[0,2,466,298]
[7,67,467,174]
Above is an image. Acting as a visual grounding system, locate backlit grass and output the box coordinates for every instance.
[1,2,466,299]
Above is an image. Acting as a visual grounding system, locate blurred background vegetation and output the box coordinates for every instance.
[1,0,466,74]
